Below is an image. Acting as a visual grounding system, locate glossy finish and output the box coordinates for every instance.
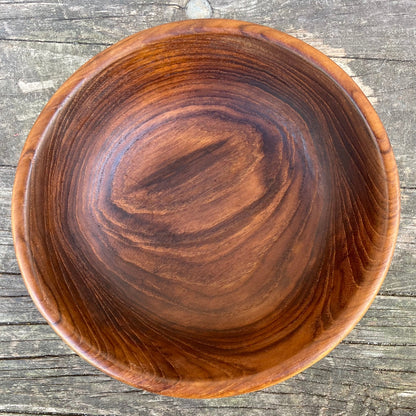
[12,20,400,398]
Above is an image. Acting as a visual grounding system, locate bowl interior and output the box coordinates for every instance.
[19,25,395,397]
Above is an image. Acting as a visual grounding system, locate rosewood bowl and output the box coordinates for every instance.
[12,19,400,398]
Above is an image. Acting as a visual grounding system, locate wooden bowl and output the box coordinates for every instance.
[12,19,400,398]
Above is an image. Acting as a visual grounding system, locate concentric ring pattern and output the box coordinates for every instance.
[13,20,399,398]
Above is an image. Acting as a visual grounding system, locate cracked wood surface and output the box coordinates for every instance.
[0,0,415,414]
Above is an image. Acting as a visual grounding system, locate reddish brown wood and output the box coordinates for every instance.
[11,19,400,398]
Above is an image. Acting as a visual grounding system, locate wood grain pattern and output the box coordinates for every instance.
[1,0,415,413]
[11,19,400,398]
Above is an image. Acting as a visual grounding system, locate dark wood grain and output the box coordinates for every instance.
[1,0,415,413]
[11,19,400,398]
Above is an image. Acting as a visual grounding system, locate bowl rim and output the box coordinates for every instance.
[11,18,400,398]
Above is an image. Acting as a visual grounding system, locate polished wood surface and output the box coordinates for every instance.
[12,19,399,398]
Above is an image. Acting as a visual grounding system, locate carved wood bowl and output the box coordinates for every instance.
[12,19,400,398]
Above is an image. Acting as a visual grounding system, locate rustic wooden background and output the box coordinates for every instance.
[1,0,415,414]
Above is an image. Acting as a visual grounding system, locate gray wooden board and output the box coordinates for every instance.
[0,0,415,414]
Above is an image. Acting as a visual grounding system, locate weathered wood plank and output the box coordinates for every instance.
[0,167,14,256]
[0,324,73,360]
[345,296,416,345]
[1,0,415,61]
[0,344,415,415]
[0,41,104,165]
[345,58,416,189]
[0,0,185,45]
[0,274,26,297]
[215,0,416,62]
[0,295,46,325]
[0,246,19,275]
